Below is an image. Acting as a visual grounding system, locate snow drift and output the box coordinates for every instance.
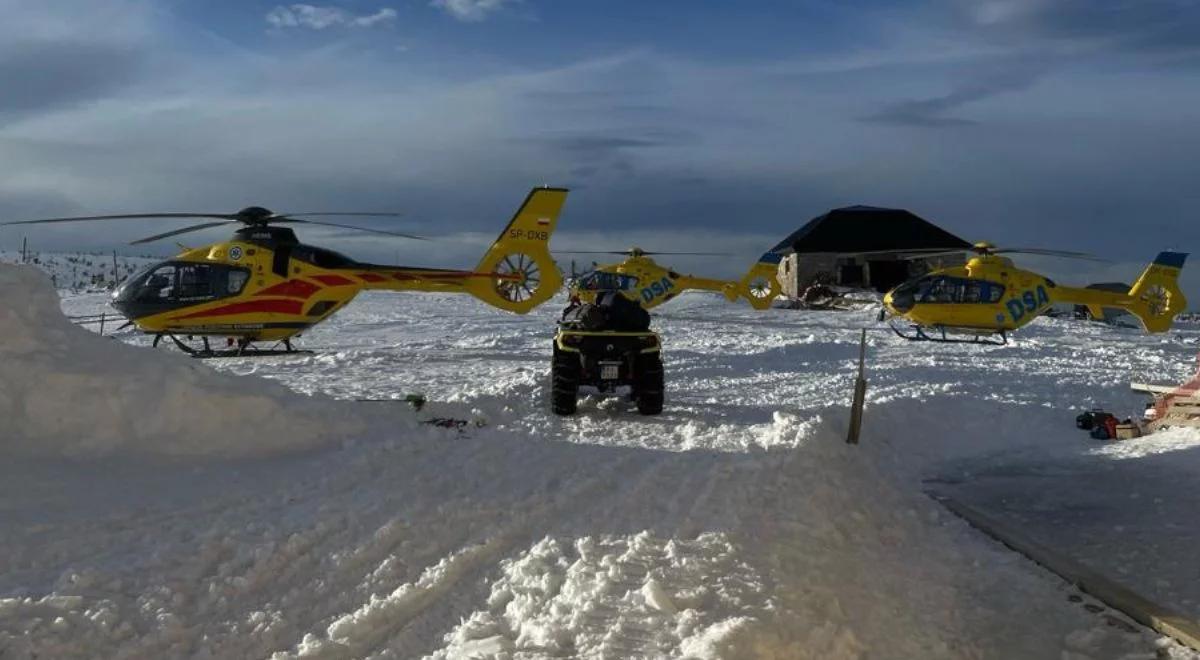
[0,264,363,457]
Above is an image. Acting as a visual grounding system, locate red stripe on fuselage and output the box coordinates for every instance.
[357,272,387,283]
[313,274,355,286]
[255,279,322,299]
[171,299,304,320]
[382,270,520,281]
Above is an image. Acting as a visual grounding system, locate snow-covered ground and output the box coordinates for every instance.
[3,261,1200,659]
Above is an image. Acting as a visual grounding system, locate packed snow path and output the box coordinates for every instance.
[931,428,1200,622]
[2,277,1198,658]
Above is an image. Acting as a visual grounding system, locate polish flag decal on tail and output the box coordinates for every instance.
[537,217,551,225]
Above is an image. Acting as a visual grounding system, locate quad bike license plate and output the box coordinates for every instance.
[600,362,621,380]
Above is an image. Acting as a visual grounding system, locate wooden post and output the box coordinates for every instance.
[21,236,27,263]
[847,328,867,444]
[112,251,119,288]
[98,312,106,336]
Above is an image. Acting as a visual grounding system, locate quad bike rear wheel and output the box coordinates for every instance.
[635,353,664,415]
[551,348,580,415]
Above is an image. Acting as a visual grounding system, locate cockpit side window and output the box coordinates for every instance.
[917,276,959,303]
[578,271,638,291]
[913,276,1005,304]
[228,269,250,294]
[176,264,218,299]
[135,264,178,302]
[126,262,250,304]
[965,280,1006,303]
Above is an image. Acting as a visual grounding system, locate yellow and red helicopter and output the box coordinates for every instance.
[881,242,1188,344]
[4,187,569,356]
[565,248,782,310]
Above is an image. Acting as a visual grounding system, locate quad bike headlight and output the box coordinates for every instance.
[561,334,584,347]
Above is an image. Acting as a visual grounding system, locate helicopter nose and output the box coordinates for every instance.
[109,298,135,319]
[884,288,914,314]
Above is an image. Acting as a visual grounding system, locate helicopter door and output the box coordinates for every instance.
[955,279,1005,304]
[176,264,221,300]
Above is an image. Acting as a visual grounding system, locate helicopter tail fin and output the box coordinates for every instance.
[734,252,783,310]
[1125,252,1189,333]
[465,187,569,314]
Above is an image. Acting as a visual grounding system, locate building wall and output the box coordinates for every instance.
[778,254,837,298]
[777,253,966,297]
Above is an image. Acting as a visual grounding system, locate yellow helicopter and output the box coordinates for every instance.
[881,242,1188,344]
[565,248,782,310]
[4,187,569,356]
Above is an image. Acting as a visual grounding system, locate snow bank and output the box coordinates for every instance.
[0,264,363,457]
[1091,427,1200,460]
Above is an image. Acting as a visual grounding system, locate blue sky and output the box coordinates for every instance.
[1,0,1198,291]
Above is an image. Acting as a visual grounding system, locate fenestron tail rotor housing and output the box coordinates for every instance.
[493,253,542,303]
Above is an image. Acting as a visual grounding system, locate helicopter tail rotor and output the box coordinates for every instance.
[733,252,783,310]
[1125,252,1189,333]
[465,187,569,313]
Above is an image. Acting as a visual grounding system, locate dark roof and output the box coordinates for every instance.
[772,206,970,255]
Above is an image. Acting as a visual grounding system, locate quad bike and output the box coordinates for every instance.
[551,322,664,416]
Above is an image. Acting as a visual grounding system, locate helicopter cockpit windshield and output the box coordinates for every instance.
[890,275,1006,312]
[112,261,251,310]
[575,271,639,292]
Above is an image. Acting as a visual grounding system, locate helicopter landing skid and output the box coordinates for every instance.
[888,323,1008,346]
[162,334,314,359]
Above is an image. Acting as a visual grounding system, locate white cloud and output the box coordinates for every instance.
[430,0,516,22]
[351,8,400,27]
[265,4,397,30]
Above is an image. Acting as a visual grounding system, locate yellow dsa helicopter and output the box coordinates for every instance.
[4,187,569,356]
[565,248,782,310]
[881,242,1188,344]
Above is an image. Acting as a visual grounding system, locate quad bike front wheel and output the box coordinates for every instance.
[551,348,580,415]
[635,353,664,415]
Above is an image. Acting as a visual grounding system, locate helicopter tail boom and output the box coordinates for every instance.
[1055,252,1188,332]
[464,187,569,314]
[1124,252,1189,333]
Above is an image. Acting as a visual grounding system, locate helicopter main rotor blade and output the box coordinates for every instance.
[637,251,732,256]
[555,250,731,256]
[274,212,405,219]
[2,212,238,226]
[786,247,971,258]
[275,218,426,240]
[129,221,237,245]
[994,248,1107,262]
